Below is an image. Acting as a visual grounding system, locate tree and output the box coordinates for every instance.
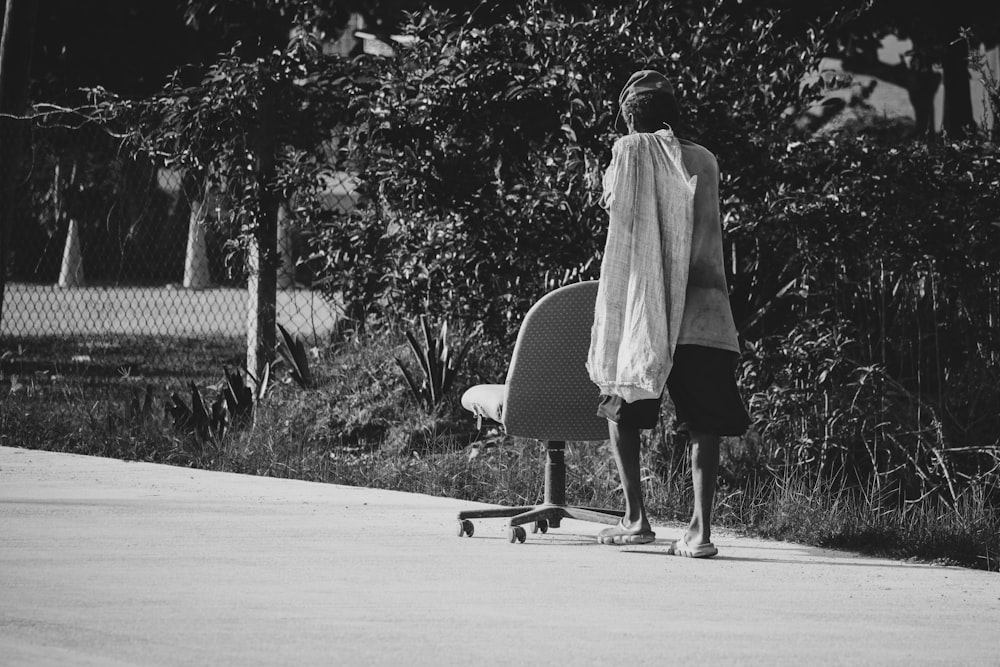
[833,0,1000,138]
[724,0,1000,138]
[0,0,38,328]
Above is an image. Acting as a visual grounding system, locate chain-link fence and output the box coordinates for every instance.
[1,118,350,377]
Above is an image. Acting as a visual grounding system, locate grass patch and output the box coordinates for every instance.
[2,331,997,572]
[718,474,1000,571]
[1,334,243,383]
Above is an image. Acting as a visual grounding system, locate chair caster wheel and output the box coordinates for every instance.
[531,520,548,534]
[458,519,474,537]
[508,525,527,543]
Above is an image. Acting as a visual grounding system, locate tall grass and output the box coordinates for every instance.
[720,471,1000,570]
[734,138,1000,520]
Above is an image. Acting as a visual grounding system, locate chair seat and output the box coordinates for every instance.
[461,384,505,425]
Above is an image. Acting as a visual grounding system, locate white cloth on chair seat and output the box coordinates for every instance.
[461,384,506,424]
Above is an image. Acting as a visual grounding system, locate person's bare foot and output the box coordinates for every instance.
[668,532,718,558]
[597,519,655,545]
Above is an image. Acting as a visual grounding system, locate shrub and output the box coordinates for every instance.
[731,136,1000,503]
[305,1,832,337]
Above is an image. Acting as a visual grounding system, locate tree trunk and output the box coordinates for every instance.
[987,47,1000,143]
[942,39,975,139]
[841,46,940,139]
[0,0,38,328]
[245,83,279,392]
[905,51,940,139]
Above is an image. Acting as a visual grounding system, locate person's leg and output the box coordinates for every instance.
[665,346,746,556]
[607,421,651,533]
[685,429,720,546]
[595,396,658,544]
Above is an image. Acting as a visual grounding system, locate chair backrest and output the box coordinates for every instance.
[502,281,609,441]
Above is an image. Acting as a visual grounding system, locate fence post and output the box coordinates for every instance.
[0,0,38,327]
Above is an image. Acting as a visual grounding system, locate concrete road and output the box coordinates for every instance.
[1,446,998,666]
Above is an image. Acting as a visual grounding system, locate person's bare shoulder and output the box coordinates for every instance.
[679,139,718,178]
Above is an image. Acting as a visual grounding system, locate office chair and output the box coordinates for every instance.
[458,281,624,543]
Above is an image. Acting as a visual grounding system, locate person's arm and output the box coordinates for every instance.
[602,135,641,219]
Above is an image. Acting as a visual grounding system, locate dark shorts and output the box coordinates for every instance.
[596,344,751,436]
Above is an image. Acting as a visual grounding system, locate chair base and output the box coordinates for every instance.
[458,503,623,529]
[455,440,624,542]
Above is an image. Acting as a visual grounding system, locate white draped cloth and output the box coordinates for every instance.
[587,129,697,402]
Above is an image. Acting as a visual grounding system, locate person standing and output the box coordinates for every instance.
[588,70,750,558]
